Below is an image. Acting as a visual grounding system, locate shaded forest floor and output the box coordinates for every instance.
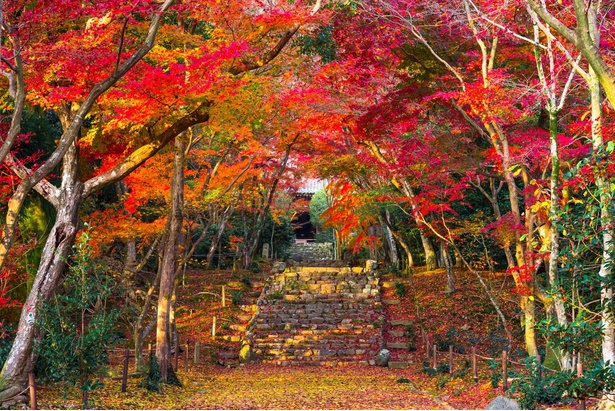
[36,264,586,409]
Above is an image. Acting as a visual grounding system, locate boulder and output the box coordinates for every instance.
[375,348,390,367]
[239,343,252,363]
[485,396,520,410]
[271,261,287,274]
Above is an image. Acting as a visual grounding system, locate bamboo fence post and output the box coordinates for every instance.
[121,347,129,393]
[502,350,508,392]
[194,341,201,364]
[174,339,179,371]
[212,316,217,338]
[472,346,478,383]
[29,373,37,410]
[432,344,437,369]
[184,341,189,373]
[222,286,226,308]
[577,356,585,410]
[449,345,454,375]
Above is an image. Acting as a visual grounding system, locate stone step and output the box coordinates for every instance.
[388,361,411,369]
[382,299,401,305]
[390,320,413,326]
[221,335,242,342]
[386,342,410,350]
[230,324,247,332]
[389,330,406,337]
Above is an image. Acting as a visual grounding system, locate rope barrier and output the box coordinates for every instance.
[427,343,569,375]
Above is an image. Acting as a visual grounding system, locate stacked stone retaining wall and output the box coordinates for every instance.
[244,266,384,365]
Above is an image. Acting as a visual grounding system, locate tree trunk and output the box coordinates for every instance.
[241,136,297,269]
[0,144,84,402]
[155,136,185,382]
[206,208,233,268]
[589,67,615,367]
[443,243,455,293]
[0,0,174,274]
[133,258,162,372]
[420,231,437,270]
[546,107,571,370]
[382,210,399,269]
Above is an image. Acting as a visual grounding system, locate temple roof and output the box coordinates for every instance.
[296,179,327,197]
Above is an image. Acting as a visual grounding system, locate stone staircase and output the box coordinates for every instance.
[243,265,384,365]
[287,242,334,260]
[379,281,418,369]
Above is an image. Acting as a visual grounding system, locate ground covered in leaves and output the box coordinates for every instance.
[35,265,585,409]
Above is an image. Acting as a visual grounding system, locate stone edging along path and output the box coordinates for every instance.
[241,263,385,365]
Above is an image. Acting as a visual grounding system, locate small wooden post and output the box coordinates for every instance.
[194,341,201,364]
[121,348,129,393]
[174,339,179,371]
[222,286,226,307]
[184,341,189,373]
[449,345,454,375]
[29,373,37,410]
[212,316,217,338]
[472,346,478,383]
[502,350,508,392]
[577,357,585,410]
[432,344,437,369]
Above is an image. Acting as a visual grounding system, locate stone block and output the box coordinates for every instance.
[388,361,410,369]
[485,396,519,410]
[390,320,413,326]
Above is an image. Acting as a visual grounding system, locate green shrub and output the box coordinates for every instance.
[138,355,161,392]
[229,290,244,305]
[422,361,449,375]
[488,358,501,389]
[248,261,260,273]
[394,282,407,298]
[405,323,417,351]
[0,323,15,370]
[34,230,119,408]
[240,276,253,288]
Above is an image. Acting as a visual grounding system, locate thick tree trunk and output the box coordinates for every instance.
[0,145,84,402]
[156,136,185,382]
[420,231,437,270]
